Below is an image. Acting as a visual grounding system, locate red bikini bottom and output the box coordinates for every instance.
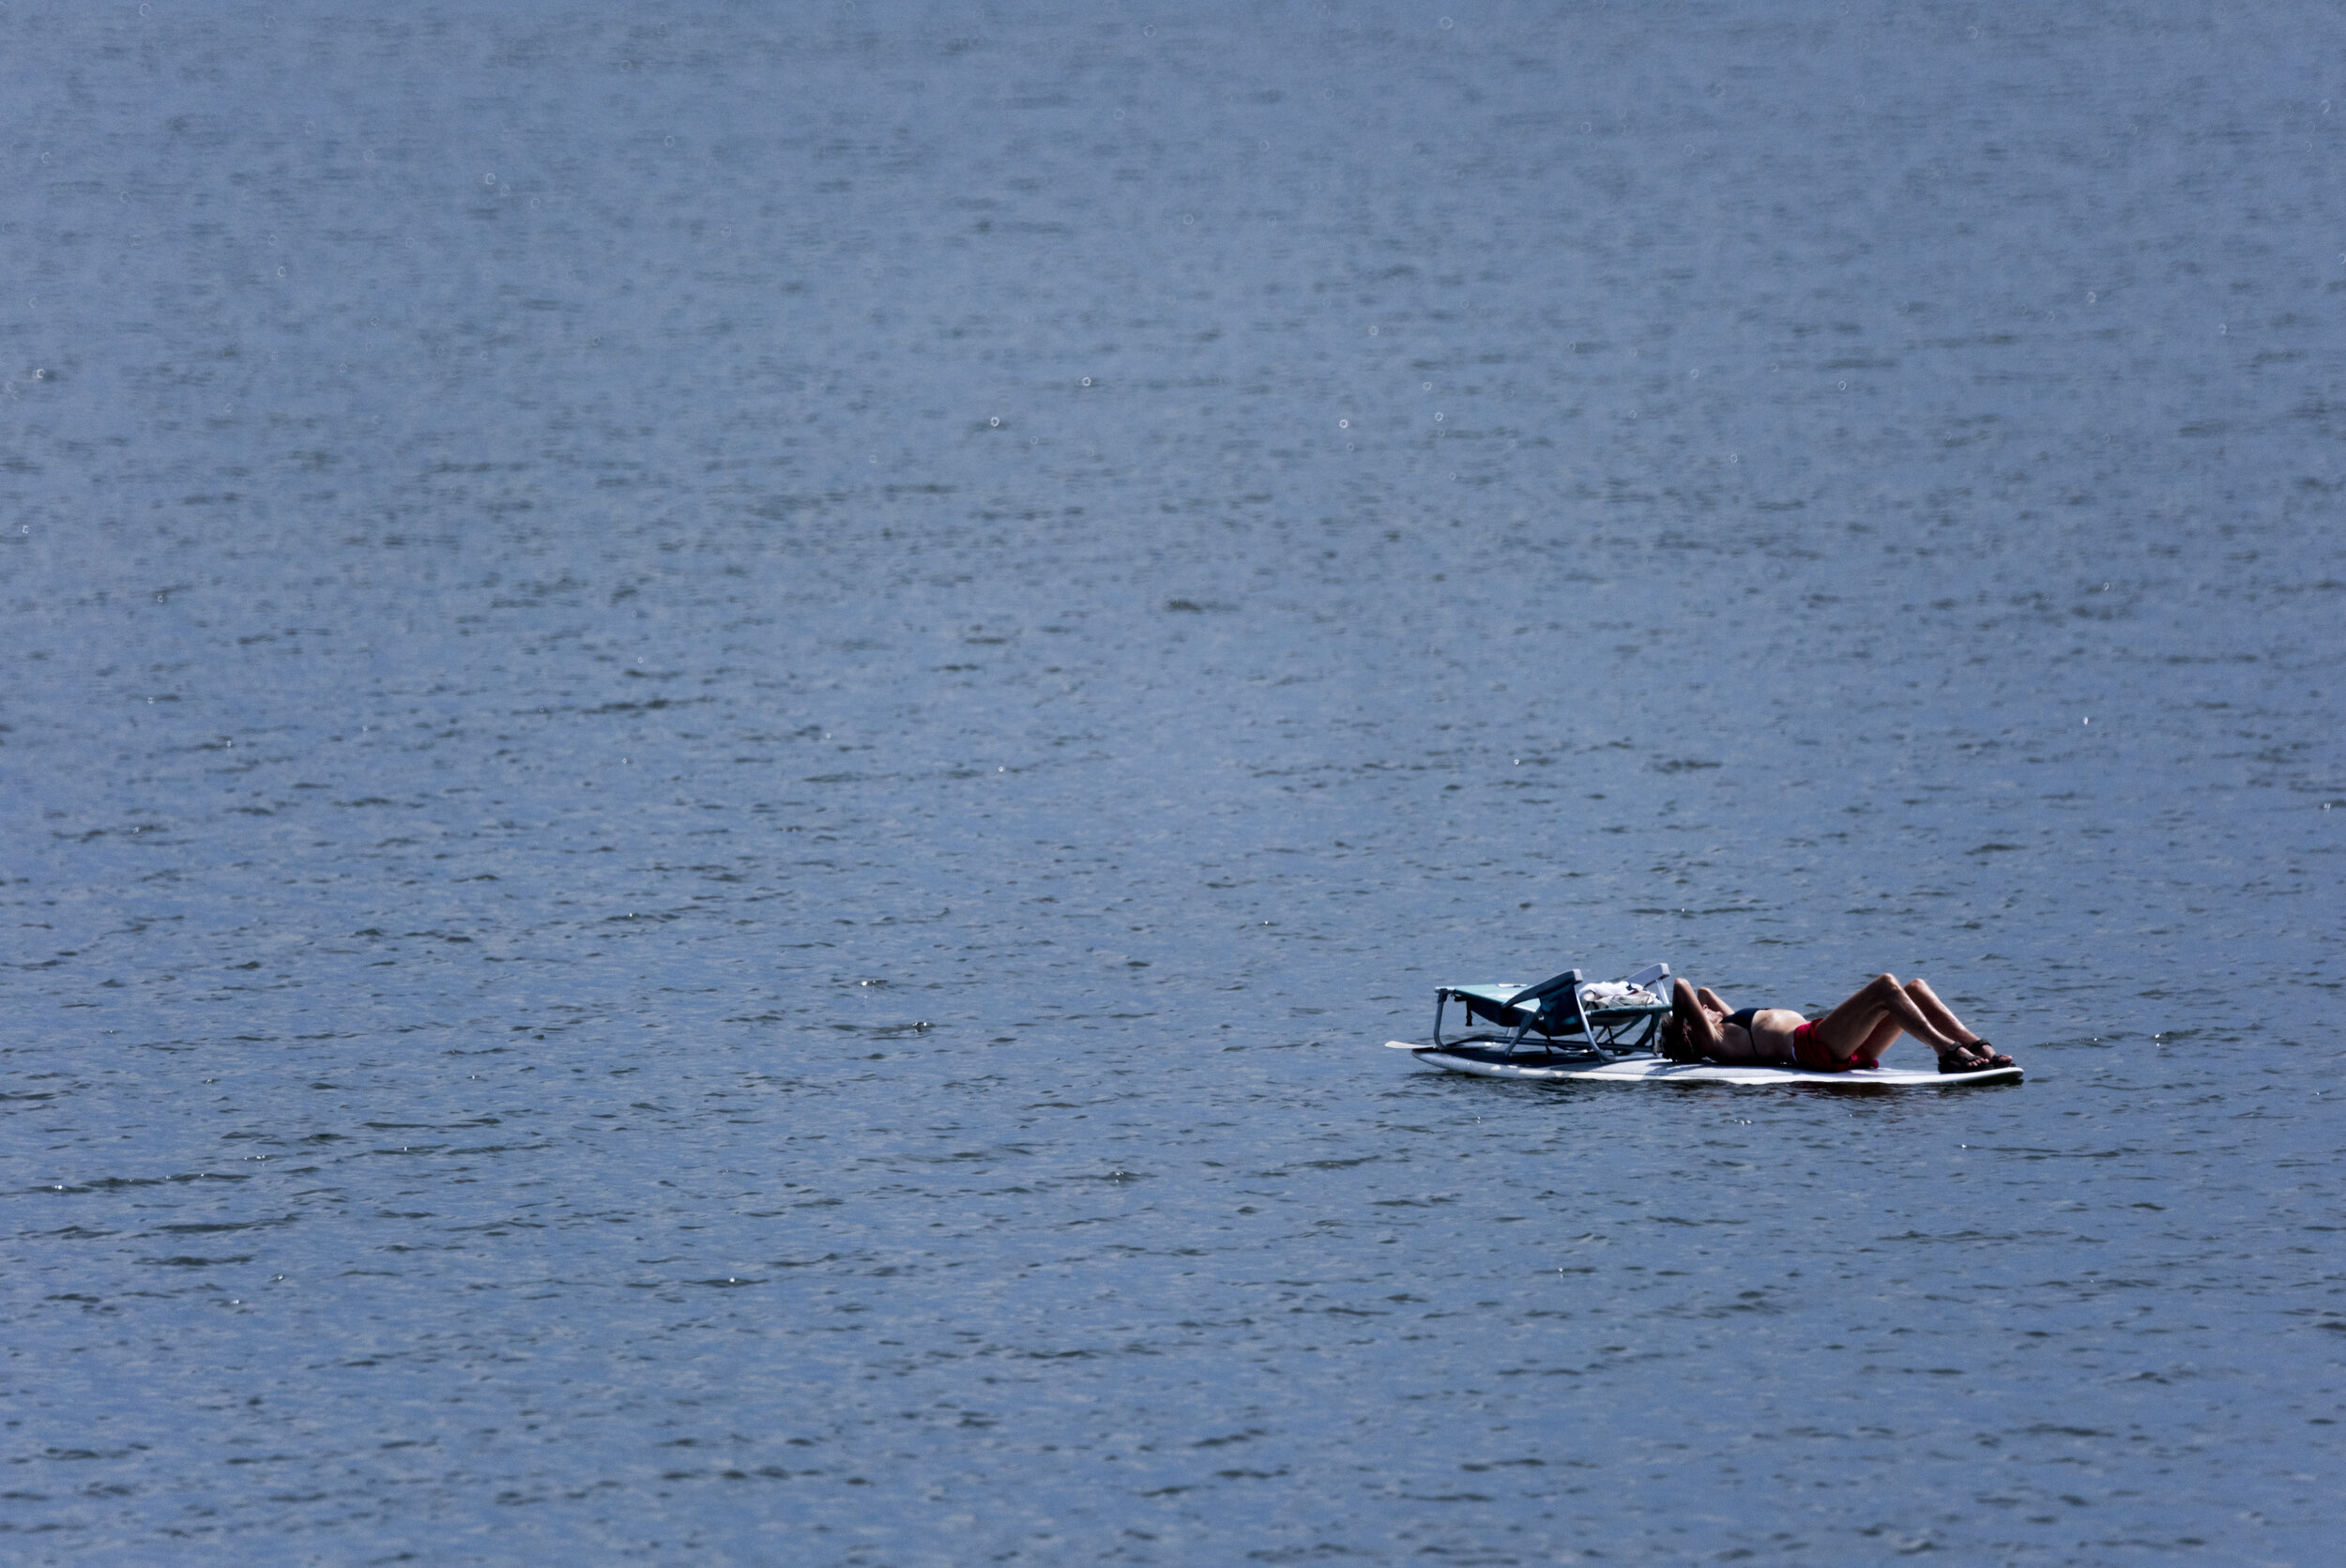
[1790,1021,1860,1073]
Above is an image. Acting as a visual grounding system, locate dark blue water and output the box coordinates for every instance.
[6,3,2342,1561]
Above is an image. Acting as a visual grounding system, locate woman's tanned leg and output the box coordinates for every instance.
[1811,974,1972,1064]
[1910,977,2007,1066]
[1902,978,1982,1048]
[1849,1013,1905,1068]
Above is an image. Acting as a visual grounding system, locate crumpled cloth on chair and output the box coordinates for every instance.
[1577,982,1663,1009]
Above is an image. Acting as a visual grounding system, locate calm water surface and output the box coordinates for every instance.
[4,3,2343,1562]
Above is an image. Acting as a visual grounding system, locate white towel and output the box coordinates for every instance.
[1579,982,1662,1009]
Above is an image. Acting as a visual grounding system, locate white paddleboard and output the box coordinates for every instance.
[1386,1042,2022,1088]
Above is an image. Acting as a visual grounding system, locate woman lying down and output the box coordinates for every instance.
[1661,974,2015,1074]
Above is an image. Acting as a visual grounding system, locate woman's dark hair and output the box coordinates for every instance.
[1659,1015,1686,1055]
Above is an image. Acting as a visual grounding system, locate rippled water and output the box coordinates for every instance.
[6,3,2343,1562]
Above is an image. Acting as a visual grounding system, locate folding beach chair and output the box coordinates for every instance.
[1431,963,1672,1058]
